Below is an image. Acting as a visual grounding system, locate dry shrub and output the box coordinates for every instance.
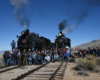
[86,55,95,60]
[94,67,100,73]
[77,71,89,76]
[75,56,97,71]
[95,58,100,65]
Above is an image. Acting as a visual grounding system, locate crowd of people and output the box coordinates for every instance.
[3,49,51,66]
[2,40,100,66]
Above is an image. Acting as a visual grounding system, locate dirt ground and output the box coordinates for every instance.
[63,62,100,80]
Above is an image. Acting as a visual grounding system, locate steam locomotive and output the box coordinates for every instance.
[54,31,71,48]
[17,29,51,51]
[16,29,71,52]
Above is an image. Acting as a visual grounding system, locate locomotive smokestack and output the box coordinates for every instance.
[26,29,29,34]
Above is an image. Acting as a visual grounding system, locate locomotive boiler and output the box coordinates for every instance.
[54,31,71,48]
[17,29,51,51]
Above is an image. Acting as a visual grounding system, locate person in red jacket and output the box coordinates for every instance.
[63,48,67,54]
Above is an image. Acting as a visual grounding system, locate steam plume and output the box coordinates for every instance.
[62,25,74,34]
[10,0,30,28]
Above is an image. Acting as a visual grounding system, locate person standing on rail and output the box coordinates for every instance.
[11,40,16,52]
[32,41,35,51]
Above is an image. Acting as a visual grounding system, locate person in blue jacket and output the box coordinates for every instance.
[64,48,70,62]
[32,41,35,51]
[11,40,16,52]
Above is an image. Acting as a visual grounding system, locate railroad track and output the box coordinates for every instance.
[0,65,41,80]
[12,61,67,80]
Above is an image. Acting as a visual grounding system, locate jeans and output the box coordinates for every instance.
[28,61,32,65]
[32,47,34,51]
[11,59,14,65]
[28,57,32,65]
[54,56,59,60]
[32,58,36,65]
[14,59,17,65]
[83,55,86,58]
[7,58,11,66]
[11,59,17,65]
[65,57,70,62]
[44,59,48,63]
[80,55,83,58]
[12,46,15,52]
[17,59,21,65]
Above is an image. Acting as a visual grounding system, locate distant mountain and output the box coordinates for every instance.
[72,39,100,49]
[0,51,5,54]
[0,50,12,54]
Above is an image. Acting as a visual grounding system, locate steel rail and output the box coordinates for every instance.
[0,65,8,69]
[12,62,50,80]
[0,65,23,73]
[49,61,64,80]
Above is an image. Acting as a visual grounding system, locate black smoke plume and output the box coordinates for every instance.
[58,20,66,31]
[10,0,30,28]
[60,0,100,34]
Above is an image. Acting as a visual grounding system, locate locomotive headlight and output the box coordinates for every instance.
[58,33,62,36]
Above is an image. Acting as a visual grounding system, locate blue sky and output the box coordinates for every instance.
[0,0,100,51]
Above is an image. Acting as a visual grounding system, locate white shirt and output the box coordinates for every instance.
[18,52,20,55]
[45,56,50,61]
